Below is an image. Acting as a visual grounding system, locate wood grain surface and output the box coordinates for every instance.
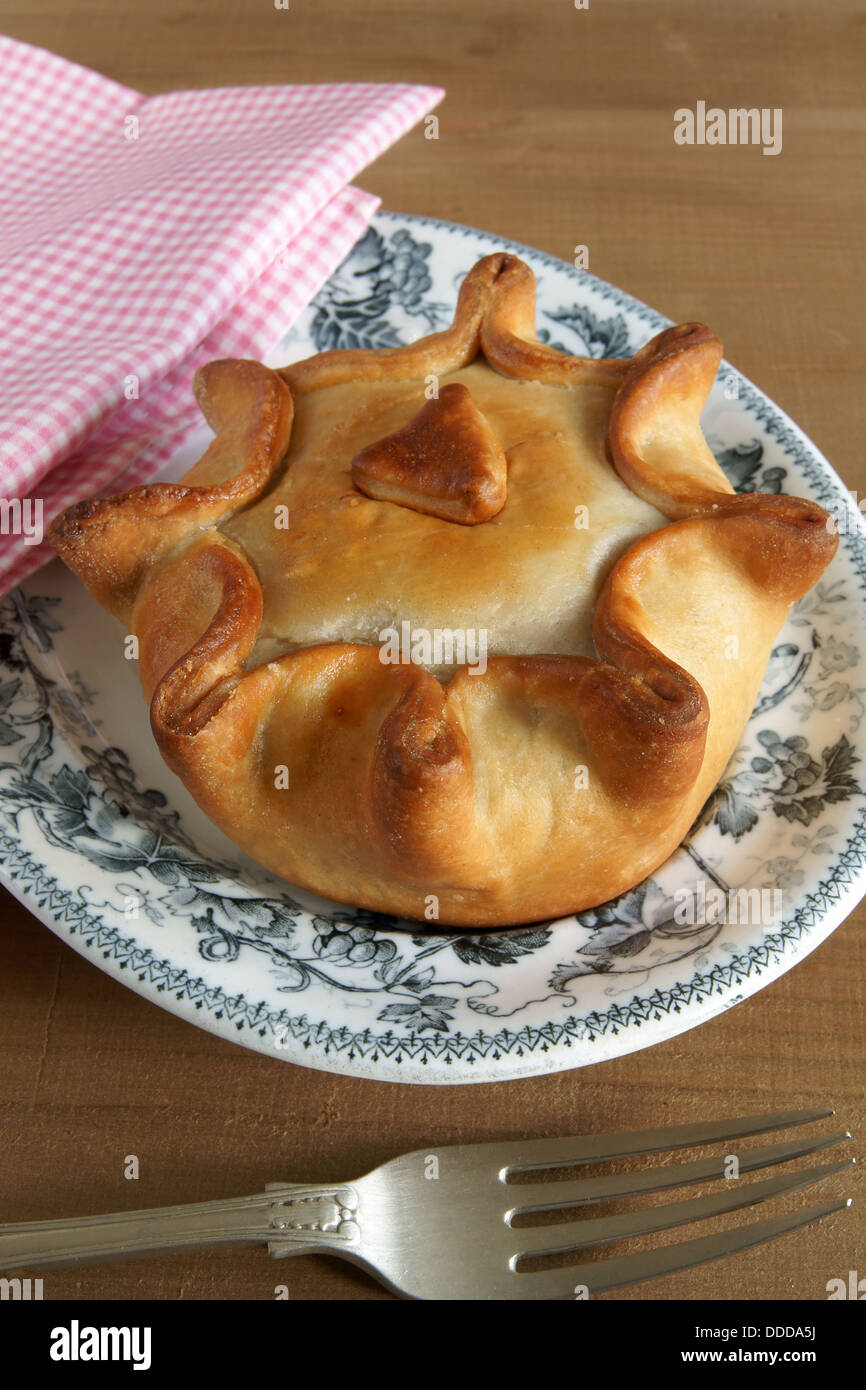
[1,0,863,1302]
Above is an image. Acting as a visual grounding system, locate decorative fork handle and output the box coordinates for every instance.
[0,1183,361,1271]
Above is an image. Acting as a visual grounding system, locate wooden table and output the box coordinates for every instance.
[1,0,863,1301]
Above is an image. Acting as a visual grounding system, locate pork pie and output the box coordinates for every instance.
[48,254,838,926]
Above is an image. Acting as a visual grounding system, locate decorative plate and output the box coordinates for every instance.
[2,211,864,1084]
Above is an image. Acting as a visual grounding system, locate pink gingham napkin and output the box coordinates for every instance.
[0,36,443,594]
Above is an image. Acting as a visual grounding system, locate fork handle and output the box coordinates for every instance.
[0,1182,361,1271]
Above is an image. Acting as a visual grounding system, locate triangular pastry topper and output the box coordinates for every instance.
[351,382,508,523]
[48,253,838,928]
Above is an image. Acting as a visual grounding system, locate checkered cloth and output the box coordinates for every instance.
[0,36,442,593]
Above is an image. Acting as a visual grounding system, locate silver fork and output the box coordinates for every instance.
[0,1108,852,1299]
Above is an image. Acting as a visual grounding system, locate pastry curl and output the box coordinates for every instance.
[48,360,292,624]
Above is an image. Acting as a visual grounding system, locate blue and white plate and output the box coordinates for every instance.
[2,211,865,1084]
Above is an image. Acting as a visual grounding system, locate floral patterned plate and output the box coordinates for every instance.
[2,211,865,1084]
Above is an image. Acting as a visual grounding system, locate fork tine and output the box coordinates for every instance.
[499,1107,834,1175]
[507,1130,850,1215]
[512,1156,853,1258]
[510,1196,851,1300]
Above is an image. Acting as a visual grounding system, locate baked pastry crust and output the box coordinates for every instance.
[48,253,838,926]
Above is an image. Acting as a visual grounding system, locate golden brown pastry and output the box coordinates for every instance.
[48,254,837,926]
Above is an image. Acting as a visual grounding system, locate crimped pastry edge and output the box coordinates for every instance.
[47,254,838,926]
